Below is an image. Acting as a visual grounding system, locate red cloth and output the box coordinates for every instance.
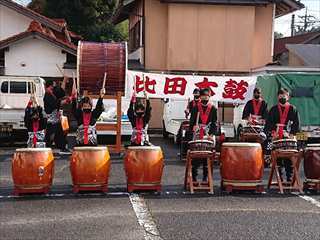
[83,112,92,145]
[198,103,212,139]
[32,120,39,146]
[135,118,144,145]
[277,103,290,139]
[252,99,262,116]
[27,100,33,108]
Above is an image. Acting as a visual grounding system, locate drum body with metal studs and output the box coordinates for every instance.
[12,148,54,194]
[70,146,111,193]
[304,144,320,182]
[220,143,264,191]
[77,41,127,95]
[124,146,164,192]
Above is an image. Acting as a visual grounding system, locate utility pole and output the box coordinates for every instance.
[304,8,308,32]
[291,14,295,36]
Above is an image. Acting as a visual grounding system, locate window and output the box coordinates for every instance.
[1,81,8,93]
[291,87,314,98]
[129,21,141,53]
[28,82,36,94]
[10,81,27,94]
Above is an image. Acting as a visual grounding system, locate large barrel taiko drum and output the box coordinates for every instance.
[12,148,54,195]
[77,41,127,95]
[124,146,164,192]
[304,144,320,183]
[70,146,111,193]
[220,142,264,192]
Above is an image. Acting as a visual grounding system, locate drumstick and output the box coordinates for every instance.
[72,72,77,96]
[102,72,107,93]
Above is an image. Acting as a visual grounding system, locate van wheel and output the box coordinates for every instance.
[163,121,169,138]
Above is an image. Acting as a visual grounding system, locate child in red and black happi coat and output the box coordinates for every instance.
[189,88,218,182]
[24,97,47,148]
[265,88,300,182]
[127,92,152,146]
[72,89,105,146]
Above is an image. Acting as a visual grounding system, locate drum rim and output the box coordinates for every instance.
[73,146,109,151]
[16,148,52,152]
[127,146,161,150]
[222,142,261,147]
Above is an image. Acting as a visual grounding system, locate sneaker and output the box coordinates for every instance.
[59,149,71,155]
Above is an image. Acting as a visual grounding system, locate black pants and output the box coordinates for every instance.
[192,159,208,181]
[45,123,66,150]
[277,158,293,181]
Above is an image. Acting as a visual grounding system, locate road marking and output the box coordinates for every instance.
[296,194,320,208]
[129,193,163,240]
[0,192,129,199]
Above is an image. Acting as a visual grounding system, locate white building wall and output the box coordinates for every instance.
[0,5,32,41]
[5,37,68,77]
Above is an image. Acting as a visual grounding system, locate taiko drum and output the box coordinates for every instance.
[77,41,127,94]
[124,146,164,192]
[12,148,54,195]
[304,144,320,181]
[220,143,264,190]
[70,146,111,193]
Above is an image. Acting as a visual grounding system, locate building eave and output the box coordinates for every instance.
[0,31,77,56]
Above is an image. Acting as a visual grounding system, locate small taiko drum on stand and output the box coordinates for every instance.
[240,125,264,143]
[70,146,111,193]
[272,138,298,151]
[188,140,215,152]
[12,148,54,195]
[77,41,127,94]
[304,144,320,191]
[124,146,164,192]
[220,143,264,193]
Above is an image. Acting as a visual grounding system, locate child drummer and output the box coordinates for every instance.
[265,88,300,182]
[185,88,201,119]
[127,91,152,146]
[73,89,105,146]
[242,87,268,125]
[189,88,217,182]
[24,95,47,148]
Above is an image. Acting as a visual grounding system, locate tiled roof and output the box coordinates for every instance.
[0,0,64,31]
[0,21,77,55]
[286,44,320,67]
[274,31,320,56]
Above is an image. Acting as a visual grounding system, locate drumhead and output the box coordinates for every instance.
[222,142,261,147]
[16,148,52,152]
[189,140,214,144]
[305,144,320,150]
[272,139,297,144]
[73,146,108,151]
[127,146,162,150]
[243,126,263,129]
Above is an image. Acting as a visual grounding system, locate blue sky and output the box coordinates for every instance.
[15,0,320,37]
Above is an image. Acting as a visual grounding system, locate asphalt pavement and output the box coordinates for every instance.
[0,137,320,240]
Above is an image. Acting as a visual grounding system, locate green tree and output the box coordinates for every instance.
[274,31,284,39]
[28,0,128,42]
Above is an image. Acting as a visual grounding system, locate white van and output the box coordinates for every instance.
[0,76,45,138]
[163,99,236,143]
